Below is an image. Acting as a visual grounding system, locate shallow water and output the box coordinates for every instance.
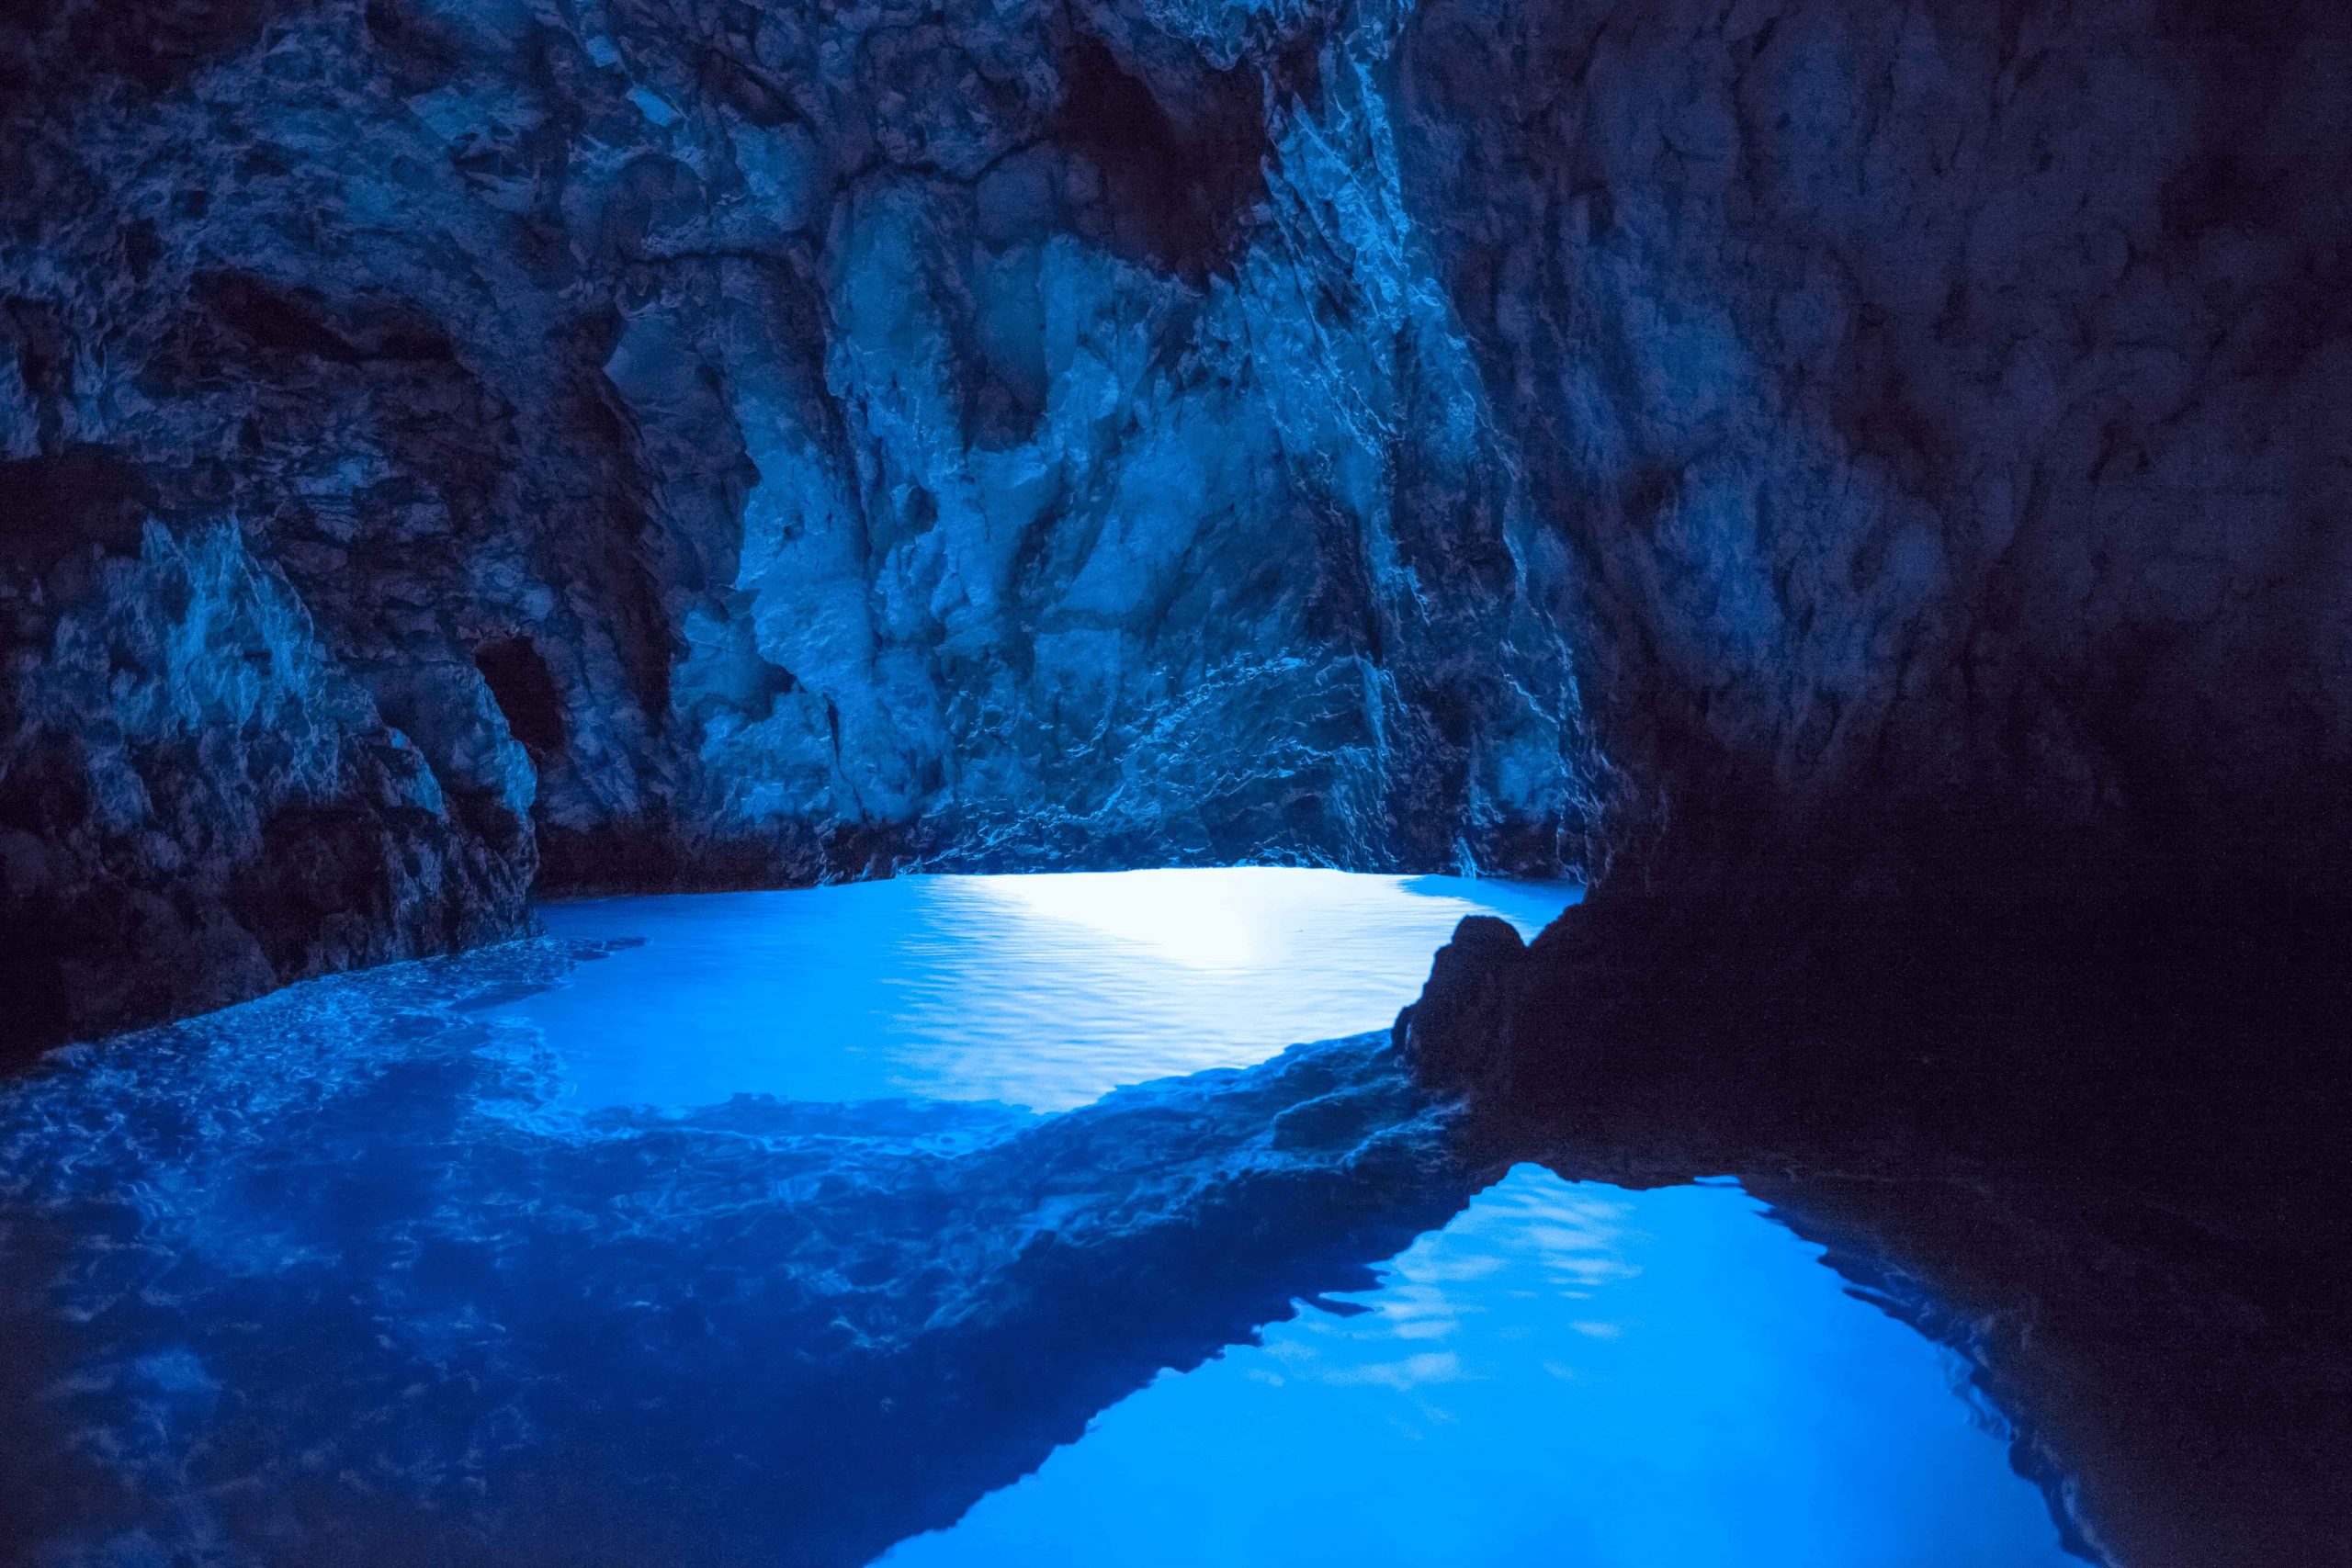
[0,870,2081,1566]
[507,868,1578,1111]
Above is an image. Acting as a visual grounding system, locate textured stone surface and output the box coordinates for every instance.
[1394,0,2352,907]
[0,518,528,1046]
[0,0,1591,1049]
[6,0,2350,1047]
[1379,3,2352,1256]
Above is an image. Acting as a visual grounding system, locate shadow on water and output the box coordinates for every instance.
[0,939,1480,1567]
[3,911,2327,1566]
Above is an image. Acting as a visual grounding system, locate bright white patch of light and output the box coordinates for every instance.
[975,866,1373,971]
[512,867,1581,1112]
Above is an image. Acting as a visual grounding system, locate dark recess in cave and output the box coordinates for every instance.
[1051,37,1273,280]
[56,0,275,89]
[475,636,568,762]
[0,446,153,569]
[360,0,466,91]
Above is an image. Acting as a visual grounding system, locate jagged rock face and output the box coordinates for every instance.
[1394,0,2352,907]
[6,0,2349,1047]
[0,519,529,1046]
[0,0,1592,1047]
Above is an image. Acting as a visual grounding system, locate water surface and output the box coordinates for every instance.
[889,1168,2075,1568]
[0,870,2082,1567]
[509,868,1578,1111]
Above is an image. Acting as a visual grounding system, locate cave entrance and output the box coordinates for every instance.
[475,636,567,763]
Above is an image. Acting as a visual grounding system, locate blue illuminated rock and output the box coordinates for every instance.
[3,0,2347,1046]
[0,0,1592,1047]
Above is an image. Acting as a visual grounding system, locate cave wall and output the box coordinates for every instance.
[0,0,1595,1049]
[6,0,2349,1050]
[1394,0,2352,908]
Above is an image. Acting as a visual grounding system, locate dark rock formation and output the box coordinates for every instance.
[1392,907,2352,1567]
[1379,39,2352,1544]
[0,0,1597,1052]
[1396,888,2352,1183]
[0,516,527,1047]
[3,0,2346,1062]
[1394,0,2352,914]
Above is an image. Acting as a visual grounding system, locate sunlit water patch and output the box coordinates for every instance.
[504,868,1578,1111]
[0,871,2082,1566]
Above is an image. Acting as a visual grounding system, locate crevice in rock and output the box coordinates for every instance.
[474,636,567,765]
[1049,36,1272,281]
[0,446,154,570]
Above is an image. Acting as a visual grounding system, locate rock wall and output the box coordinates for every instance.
[6,0,2348,1050]
[0,518,526,1045]
[0,0,1594,1051]
[1396,0,2352,908]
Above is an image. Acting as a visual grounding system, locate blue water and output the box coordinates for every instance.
[0,870,2082,1567]
[888,1169,2074,1568]
[508,869,1578,1111]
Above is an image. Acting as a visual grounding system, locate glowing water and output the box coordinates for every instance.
[0,870,2082,1566]
[507,868,1579,1111]
[888,1169,2078,1568]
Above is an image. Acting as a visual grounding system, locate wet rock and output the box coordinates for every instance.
[1391,913,1529,1089]
[0,522,529,1048]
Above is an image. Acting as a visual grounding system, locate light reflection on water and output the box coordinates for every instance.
[888,1168,2080,1568]
[505,868,1579,1112]
[0,870,2084,1567]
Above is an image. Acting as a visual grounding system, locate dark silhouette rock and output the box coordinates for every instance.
[1388,913,1530,1090]
[1391,0,2352,915]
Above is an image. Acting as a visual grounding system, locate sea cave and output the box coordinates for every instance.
[0,1,2346,1564]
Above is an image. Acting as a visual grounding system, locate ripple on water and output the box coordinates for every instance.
[0,871,2080,1567]
[500,868,1580,1111]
